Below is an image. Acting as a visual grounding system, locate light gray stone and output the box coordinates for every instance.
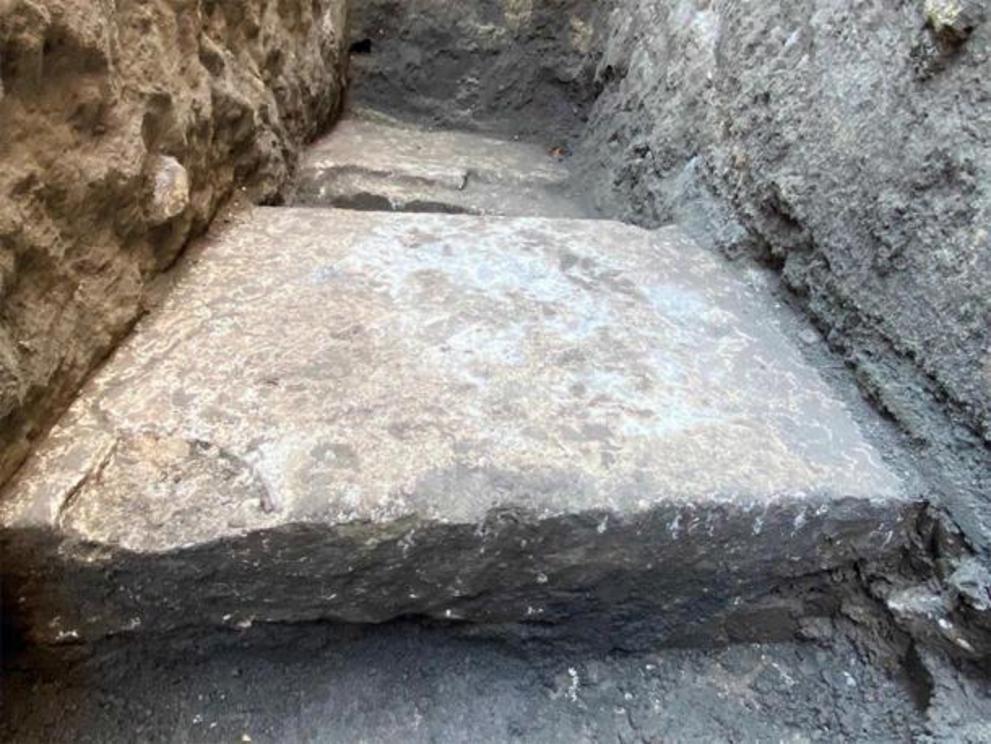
[1,208,919,646]
[147,156,190,225]
[294,112,583,217]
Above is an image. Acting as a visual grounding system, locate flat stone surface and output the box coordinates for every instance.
[294,111,583,217]
[1,208,917,644]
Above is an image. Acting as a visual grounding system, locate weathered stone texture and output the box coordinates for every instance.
[0,0,349,484]
[1,208,918,645]
[294,111,584,216]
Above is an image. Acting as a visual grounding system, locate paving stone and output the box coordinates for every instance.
[0,208,919,646]
[294,112,583,217]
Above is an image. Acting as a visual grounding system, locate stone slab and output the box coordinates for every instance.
[0,208,918,645]
[294,112,583,217]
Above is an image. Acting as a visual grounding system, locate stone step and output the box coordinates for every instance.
[1,208,918,648]
[293,111,583,217]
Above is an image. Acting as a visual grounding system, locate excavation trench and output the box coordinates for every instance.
[3,0,991,740]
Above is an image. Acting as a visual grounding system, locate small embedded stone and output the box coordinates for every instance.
[924,0,986,43]
[147,155,190,225]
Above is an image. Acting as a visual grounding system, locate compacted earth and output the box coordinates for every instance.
[2,622,929,743]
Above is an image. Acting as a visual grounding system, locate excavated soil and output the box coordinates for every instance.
[1,621,932,743]
[3,0,991,741]
[0,0,349,485]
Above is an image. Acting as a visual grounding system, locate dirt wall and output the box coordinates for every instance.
[0,0,349,484]
[348,0,605,142]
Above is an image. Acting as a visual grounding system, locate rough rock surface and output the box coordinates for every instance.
[349,0,604,142]
[294,109,584,216]
[0,0,349,485]
[575,0,991,546]
[1,208,918,646]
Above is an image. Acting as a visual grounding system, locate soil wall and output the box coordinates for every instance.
[0,0,350,483]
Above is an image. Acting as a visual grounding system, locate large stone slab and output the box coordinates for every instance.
[294,112,584,217]
[1,209,918,646]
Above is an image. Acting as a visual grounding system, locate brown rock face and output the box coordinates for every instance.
[0,0,350,484]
